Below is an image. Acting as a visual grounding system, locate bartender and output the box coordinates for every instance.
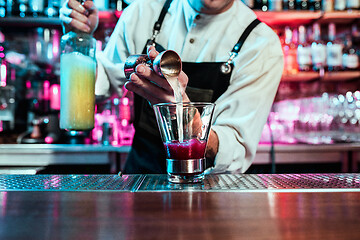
[60,0,283,174]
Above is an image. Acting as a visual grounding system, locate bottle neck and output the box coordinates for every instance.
[313,24,321,41]
[285,27,292,44]
[298,26,306,44]
[328,23,336,42]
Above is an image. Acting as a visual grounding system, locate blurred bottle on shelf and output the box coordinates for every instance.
[242,0,255,8]
[283,0,297,10]
[254,0,269,11]
[268,0,282,11]
[283,26,299,75]
[29,0,44,17]
[296,0,310,10]
[11,0,29,17]
[29,27,61,66]
[322,0,334,11]
[334,0,346,10]
[93,0,108,11]
[326,23,343,72]
[93,92,134,146]
[342,35,359,70]
[44,0,60,17]
[310,0,322,10]
[297,25,312,71]
[346,0,360,9]
[0,0,6,17]
[0,30,7,86]
[311,23,326,72]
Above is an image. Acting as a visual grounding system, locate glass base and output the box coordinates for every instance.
[167,172,205,184]
[166,158,205,184]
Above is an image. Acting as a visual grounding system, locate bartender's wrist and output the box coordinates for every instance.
[205,130,219,159]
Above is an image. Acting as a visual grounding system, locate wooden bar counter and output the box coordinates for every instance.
[0,174,359,239]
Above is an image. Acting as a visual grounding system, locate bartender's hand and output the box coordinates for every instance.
[59,0,99,34]
[124,46,190,105]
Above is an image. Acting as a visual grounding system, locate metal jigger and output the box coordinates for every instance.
[152,50,182,77]
[124,50,182,79]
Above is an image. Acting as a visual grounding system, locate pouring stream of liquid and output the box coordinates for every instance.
[164,75,184,142]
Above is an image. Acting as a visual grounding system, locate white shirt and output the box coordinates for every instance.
[96,0,284,173]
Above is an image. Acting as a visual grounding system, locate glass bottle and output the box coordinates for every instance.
[111,0,125,11]
[60,30,96,131]
[296,0,310,10]
[254,0,269,11]
[283,0,297,10]
[0,0,6,17]
[29,0,44,17]
[326,23,343,72]
[342,35,359,71]
[12,0,29,17]
[311,23,326,72]
[334,0,346,10]
[242,0,255,9]
[310,0,322,10]
[297,25,312,72]
[268,0,282,10]
[283,26,299,75]
[322,0,334,11]
[346,0,360,9]
[44,0,60,17]
[0,30,7,86]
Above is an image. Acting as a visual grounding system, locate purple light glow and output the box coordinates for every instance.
[45,136,54,144]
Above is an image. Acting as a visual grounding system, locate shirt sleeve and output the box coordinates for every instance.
[208,25,284,174]
[95,26,127,97]
[95,0,153,98]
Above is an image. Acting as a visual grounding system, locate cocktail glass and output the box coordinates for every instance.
[153,102,215,183]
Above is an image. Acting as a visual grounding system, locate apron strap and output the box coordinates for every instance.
[232,18,262,53]
[150,0,173,41]
[221,18,261,74]
[143,0,173,53]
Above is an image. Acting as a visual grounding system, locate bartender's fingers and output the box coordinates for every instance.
[124,81,166,104]
[135,64,173,92]
[83,0,99,33]
[147,46,159,61]
[67,17,91,33]
[125,75,174,104]
[83,0,97,13]
[60,0,91,33]
[67,0,89,15]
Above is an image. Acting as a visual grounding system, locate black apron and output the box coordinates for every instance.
[124,0,261,174]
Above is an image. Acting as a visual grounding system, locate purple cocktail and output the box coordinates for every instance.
[164,139,207,160]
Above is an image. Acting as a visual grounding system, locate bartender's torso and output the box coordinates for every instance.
[118,0,259,64]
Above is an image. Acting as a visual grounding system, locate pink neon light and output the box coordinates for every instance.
[52,30,60,59]
[43,80,50,100]
[122,97,129,105]
[121,119,128,127]
[50,84,60,110]
[26,80,31,89]
[45,136,54,144]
